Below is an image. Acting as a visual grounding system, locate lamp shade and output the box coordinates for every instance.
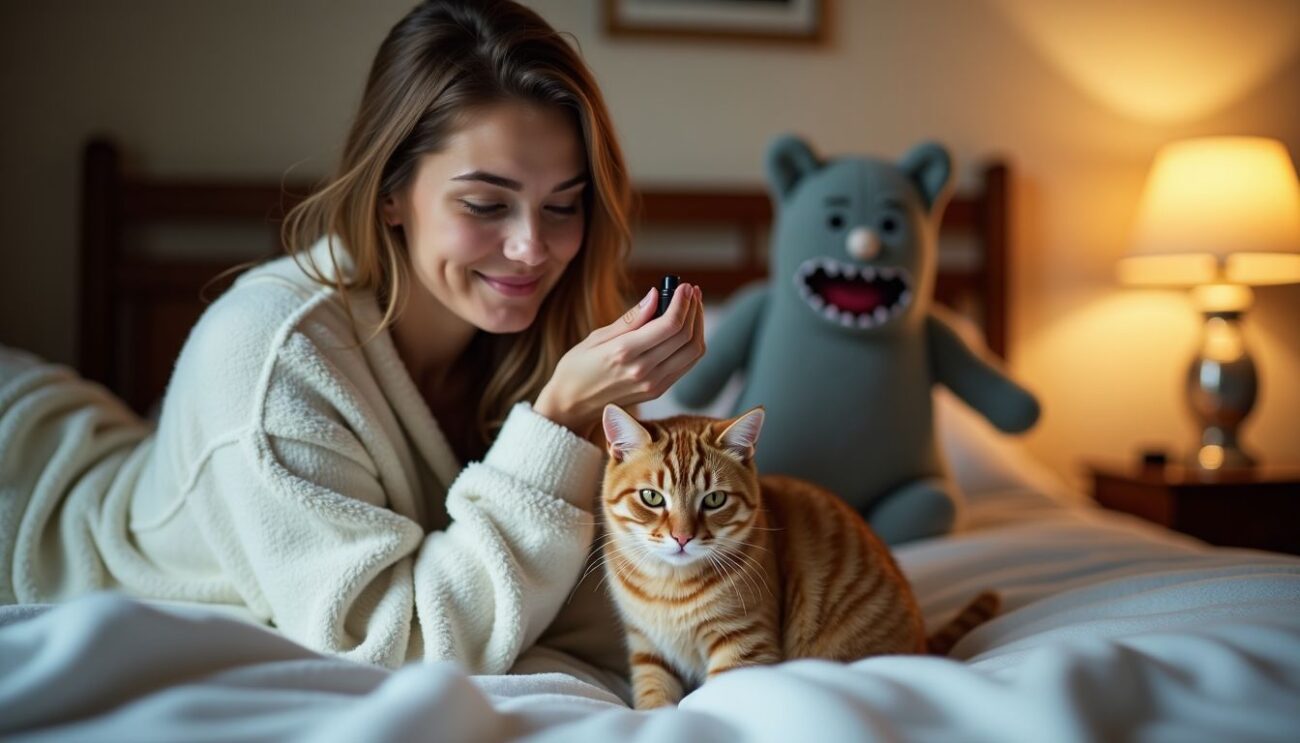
[1120,136,1300,286]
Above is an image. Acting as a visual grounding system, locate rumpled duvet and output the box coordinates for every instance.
[3,486,1298,742]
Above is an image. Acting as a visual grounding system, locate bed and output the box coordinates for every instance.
[1,139,1297,741]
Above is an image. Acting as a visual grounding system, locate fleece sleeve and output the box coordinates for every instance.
[184,380,602,673]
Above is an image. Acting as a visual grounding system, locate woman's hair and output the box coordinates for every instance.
[282,0,631,446]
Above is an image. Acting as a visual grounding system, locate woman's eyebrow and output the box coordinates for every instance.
[450,171,588,193]
[550,173,588,193]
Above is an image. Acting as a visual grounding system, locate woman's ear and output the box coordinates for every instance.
[381,194,403,227]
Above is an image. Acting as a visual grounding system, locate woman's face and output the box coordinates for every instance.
[384,101,587,334]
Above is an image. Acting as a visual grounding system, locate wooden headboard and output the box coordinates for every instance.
[79,138,1010,415]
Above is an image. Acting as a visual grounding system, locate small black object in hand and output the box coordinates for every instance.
[655,275,681,318]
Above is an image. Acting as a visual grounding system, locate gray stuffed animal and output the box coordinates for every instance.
[673,135,1040,545]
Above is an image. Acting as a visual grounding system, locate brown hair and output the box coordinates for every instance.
[281,0,631,444]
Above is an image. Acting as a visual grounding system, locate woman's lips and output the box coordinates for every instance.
[478,272,542,297]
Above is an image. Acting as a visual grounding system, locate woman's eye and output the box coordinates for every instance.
[545,203,579,216]
[461,200,505,216]
[827,213,845,230]
[702,491,727,509]
[639,489,664,507]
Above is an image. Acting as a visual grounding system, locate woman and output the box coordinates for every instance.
[0,0,704,674]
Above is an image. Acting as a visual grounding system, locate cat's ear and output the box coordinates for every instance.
[603,404,651,462]
[717,406,765,461]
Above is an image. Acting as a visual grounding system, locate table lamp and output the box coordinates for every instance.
[1119,136,1300,471]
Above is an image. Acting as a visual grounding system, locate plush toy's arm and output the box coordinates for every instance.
[672,283,768,408]
[926,310,1040,433]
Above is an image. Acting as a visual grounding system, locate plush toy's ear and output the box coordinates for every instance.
[716,406,765,461]
[766,135,821,200]
[603,404,652,462]
[899,141,954,213]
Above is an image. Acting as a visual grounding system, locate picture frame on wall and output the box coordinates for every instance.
[604,0,827,45]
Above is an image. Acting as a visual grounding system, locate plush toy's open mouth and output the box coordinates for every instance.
[795,258,914,328]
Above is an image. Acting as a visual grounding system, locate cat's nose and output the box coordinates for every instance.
[672,534,694,548]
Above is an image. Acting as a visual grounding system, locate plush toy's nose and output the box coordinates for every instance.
[847,226,880,260]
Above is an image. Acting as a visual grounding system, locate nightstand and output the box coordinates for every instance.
[1088,462,1300,555]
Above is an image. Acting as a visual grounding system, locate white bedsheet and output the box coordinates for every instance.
[2,489,1299,742]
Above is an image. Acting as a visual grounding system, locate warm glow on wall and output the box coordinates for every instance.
[990,0,1300,123]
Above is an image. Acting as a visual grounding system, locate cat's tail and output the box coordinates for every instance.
[926,591,1000,657]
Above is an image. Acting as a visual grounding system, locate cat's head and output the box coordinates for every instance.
[600,404,766,571]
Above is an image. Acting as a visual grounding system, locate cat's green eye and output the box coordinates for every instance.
[639,489,665,507]
[702,491,727,509]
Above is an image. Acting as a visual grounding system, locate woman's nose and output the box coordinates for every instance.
[503,216,547,266]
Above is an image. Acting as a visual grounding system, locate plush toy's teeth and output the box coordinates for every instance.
[797,260,918,326]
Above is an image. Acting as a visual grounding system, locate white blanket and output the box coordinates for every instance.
[3,488,1299,742]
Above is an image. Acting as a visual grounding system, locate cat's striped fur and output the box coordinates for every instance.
[599,404,998,709]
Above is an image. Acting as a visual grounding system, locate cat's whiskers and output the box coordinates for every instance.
[708,544,767,605]
[714,534,770,554]
[618,536,659,587]
[570,537,621,595]
[717,542,764,605]
[715,540,775,600]
[594,539,645,595]
[706,552,746,615]
[576,542,628,598]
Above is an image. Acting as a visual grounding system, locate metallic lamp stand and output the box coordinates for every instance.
[1186,309,1257,470]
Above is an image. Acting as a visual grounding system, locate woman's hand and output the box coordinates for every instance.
[534,282,705,436]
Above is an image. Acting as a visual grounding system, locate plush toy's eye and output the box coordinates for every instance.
[827,213,845,230]
[639,489,665,507]
[702,491,727,509]
[879,215,899,234]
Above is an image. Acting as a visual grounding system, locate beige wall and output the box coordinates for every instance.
[1,0,1297,483]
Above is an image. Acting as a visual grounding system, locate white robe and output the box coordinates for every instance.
[0,239,610,674]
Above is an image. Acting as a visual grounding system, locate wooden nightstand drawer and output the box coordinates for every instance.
[1089,463,1300,555]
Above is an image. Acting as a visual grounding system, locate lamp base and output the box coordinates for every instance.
[1185,309,1257,472]
[1190,430,1256,471]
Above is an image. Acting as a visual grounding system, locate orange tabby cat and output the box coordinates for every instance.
[598,404,998,710]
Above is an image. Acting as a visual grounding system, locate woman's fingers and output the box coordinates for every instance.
[620,290,706,402]
[615,282,695,352]
[630,286,700,368]
[621,330,705,404]
[652,305,707,387]
[589,287,657,345]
